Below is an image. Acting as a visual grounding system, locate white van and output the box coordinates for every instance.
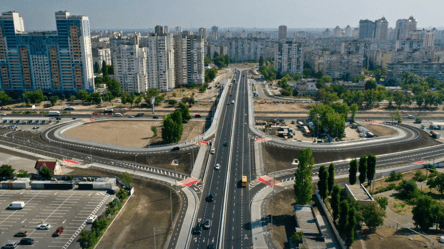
[8,201,25,209]
[115,113,123,117]
[86,215,98,224]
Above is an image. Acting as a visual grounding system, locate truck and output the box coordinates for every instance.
[8,201,25,209]
[48,111,61,116]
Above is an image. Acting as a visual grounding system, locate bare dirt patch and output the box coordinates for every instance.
[67,167,181,249]
[359,123,398,136]
[352,227,428,249]
[63,120,206,147]
[254,103,310,112]
[268,188,297,249]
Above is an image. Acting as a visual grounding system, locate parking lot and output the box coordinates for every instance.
[0,190,112,249]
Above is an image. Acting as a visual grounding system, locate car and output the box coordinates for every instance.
[211,148,215,154]
[14,231,27,237]
[192,222,202,235]
[208,242,216,249]
[195,114,202,118]
[227,102,230,105]
[53,226,64,236]
[1,242,18,249]
[214,164,220,170]
[64,106,74,110]
[152,116,159,119]
[231,100,234,104]
[107,189,116,195]
[115,113,123,117]
[207,193,214,202]
[19,238,34,245]
[128,115,134,118]
[86,215,98,224]
[32,126,39,130]
[135,113,144,117]
[72,117,77,120]
[172,146,180,151]
[0,113,6,116]
[408,115,415,119]
[36,223,51,230]
[203,219,211,229]
[223,141,228,146]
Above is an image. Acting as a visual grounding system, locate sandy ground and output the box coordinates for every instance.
[359,123,399,136]
[254,103,311,112]
[66,167,180,249]
[63,120,206,148]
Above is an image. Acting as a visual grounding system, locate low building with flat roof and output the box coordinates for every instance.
[294,205,326,248]
[345,183,374,207]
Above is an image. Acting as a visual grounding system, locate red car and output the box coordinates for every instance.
[53,227,64,236]
[195,114,202,118]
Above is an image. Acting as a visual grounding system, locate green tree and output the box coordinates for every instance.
[375,196,388,210]
[0,165,14,177]
[412,195,437,232]
[331,185,341,222]
[135,95,142,107]
[290,232,303,244]
[294,148,314,205]
[374,69,384,82]
[427,173,444,196]
[178,102,192,122]
[349,159,358,185]
[396,180,419,199]
[89,92,102,104]
[367,154,377,186]
[204,56,211,66]
[361,201,386,231]
[339,200,349,233]
[391,109,402,123]
[105,77,121,97]
[39,165,53,179]
[303,68,312,78]
[162,111,184,143]
[126,92,135,107]
[318,165,329,200]
[394,92,406,108]
[77,90,90,104]
[350,103,358,122]
[16,169,29,178]
[69,95,76,103]
[79,230,95,248]
[0,91,11,105]
[328,163,335,194]
[259,56,264,67]
[94,62,101,74]
[151,126,158,137]
[365,80,377,90]
[121,172,133,185]
[22,89,46,105]
[345,207,357,248]
[358,156,367,184]
[102,61,108,77]
[49,96,59,106]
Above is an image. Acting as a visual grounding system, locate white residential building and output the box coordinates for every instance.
[174,34,205,87]
[147,32,175,91]
[92,48,112,66]
[274,41,304,76]
[112,44,148,93]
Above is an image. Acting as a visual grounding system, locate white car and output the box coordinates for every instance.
[0,113,6,116]
[115,113,123,117]
[214,164,220,170]
[36,224,51,230]
[86,215,98,224]
[211,148,215,154]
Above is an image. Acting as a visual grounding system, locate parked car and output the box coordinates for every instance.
[135,113,144,117]
[1,242,18,249]
[0,113,7,116]
[14,231,27,237]
[107,189,116,195]
[152,116,159,119]
[19,238,34,245]
[115,113,123,117]
[195,114,202,118]
[86,215,98,224]
[52,227,64,236]
[36,224,51,230]
[172,146,180,151]
[127,115,134,118]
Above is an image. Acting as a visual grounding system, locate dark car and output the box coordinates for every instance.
[72,117,77,120]
[19,238,34,245]
[152,116,159,119]
[1,242,18,249]
[192,222,202,235]
[107,189,116,195]
[172,146,180,151]
[207,193,214,202]
[223,141,228,146]
[56,117,62,120]
[14,231,27,237]
[208,242,215,249]
[135,113,145,117]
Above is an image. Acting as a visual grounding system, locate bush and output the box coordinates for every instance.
[374,183,397,194]
[386,171,403,182]
[413,170,427,182]
[290,232,303,243]
[396,180,419,199]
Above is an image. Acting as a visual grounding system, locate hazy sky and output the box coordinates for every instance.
[2,0,443,30]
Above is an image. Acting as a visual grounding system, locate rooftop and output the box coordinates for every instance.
[294,205,321,235]
[346,184,374,202]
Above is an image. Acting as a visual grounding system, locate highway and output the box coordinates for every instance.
[189,70,239,248]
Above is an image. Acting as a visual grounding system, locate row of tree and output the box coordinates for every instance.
[348,154,377,186]
[308,103,350,139]
[161,102,191,143]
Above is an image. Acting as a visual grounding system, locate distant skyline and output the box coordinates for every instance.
[2,0,444,31]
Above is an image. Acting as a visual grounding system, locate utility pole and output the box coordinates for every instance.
[153,227,156,249]
[170,190,173,230]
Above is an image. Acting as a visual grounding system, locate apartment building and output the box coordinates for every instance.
[305,50,363,79]
[278,25,287,40]
[147,29,175,92]
[174,34,205,87]
[274,41,304,76]
[394,16,417,41]
[0,11,94,93]
[92,48,112,66]
[387,62,444,82]
[226,38,266,62]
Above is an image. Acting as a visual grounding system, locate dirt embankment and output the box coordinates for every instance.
[359,123,398,136]
[262,127,440,172]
